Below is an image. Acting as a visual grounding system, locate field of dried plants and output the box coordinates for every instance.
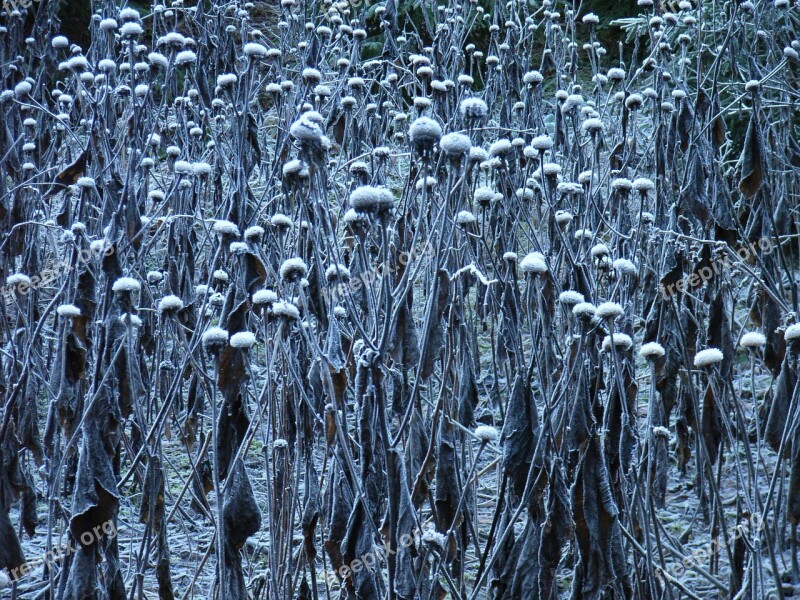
[1,0,800,598]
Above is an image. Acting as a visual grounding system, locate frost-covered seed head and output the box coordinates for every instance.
[280,258,308,282]
[244,226,264,241]
[253,289,278,305]
[693,348,724,367]
[602,333,633,352]
[474,187,495,206]
[57,304,81,318]
[349,186,394,214]
[740,332,766,348]
[640,342,666,359]
[784,324,800,341]
[325,264,351,283]
[456,211,476,225]
[230,331,256,349]
[559,290,585,305]
[120,313,143,327]
[612,178,633,192]
[595,302,624,321]
[489,139,512,158]
[520,252,548,274]
[202,327,228,350]
[459,97,488,120]
[474,425,499,442]
[213,220,240,237]
[613,259,637,275]
[158,295,184,314]
[408,117,442,155]
[272,301,300,320]
[289,114,323,144]
[113,277,141,293]
[439,132,472,158]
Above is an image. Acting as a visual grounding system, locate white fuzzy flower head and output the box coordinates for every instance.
[613,258,637,276]
[230,331,256,349]
[244,42,268,58]
[488,139,512,158]
[192,162,212,176]
[608,67,626,82]
[112,276,141,293]
[325,264,351,283]
[652,426,671,439]
[612,178,633,192]
[271,214,293,229]
[456,211,476,225]
[244,225,264,241]
[639,342,666,359]
[555,210,573,225]
[158,295,184,314]
[230,242,248,255]
[582,118,604,134]
[693,348,724,367]
[523,70,544,85]
[590,243,609,258]
[474,425,499,443]
[119,313,143,328]
[439,132,472,158]
[349,185,394,214]
[474,187,495,206]
[595,302,623,321]
[422,527,448,549]
[459,97,488,120]
[785,324,800,342]
[7,273,31,287]
[213,220,240,237]
[289,114,323,144]
[202,327,229,351]
[740,332,767,349]
[280,257,308,282]
[253,289,278,305]
[57,304,81,318]
[559,290,585,305]
[520,252,548,274]
[409,116,442,155]
[120,22,144,37]
[602,333,633,352]
[216,73,237,88]
[573,302,597,319]
[272,300,300,320]
[14,81,32,97]
[175,50,197,66]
